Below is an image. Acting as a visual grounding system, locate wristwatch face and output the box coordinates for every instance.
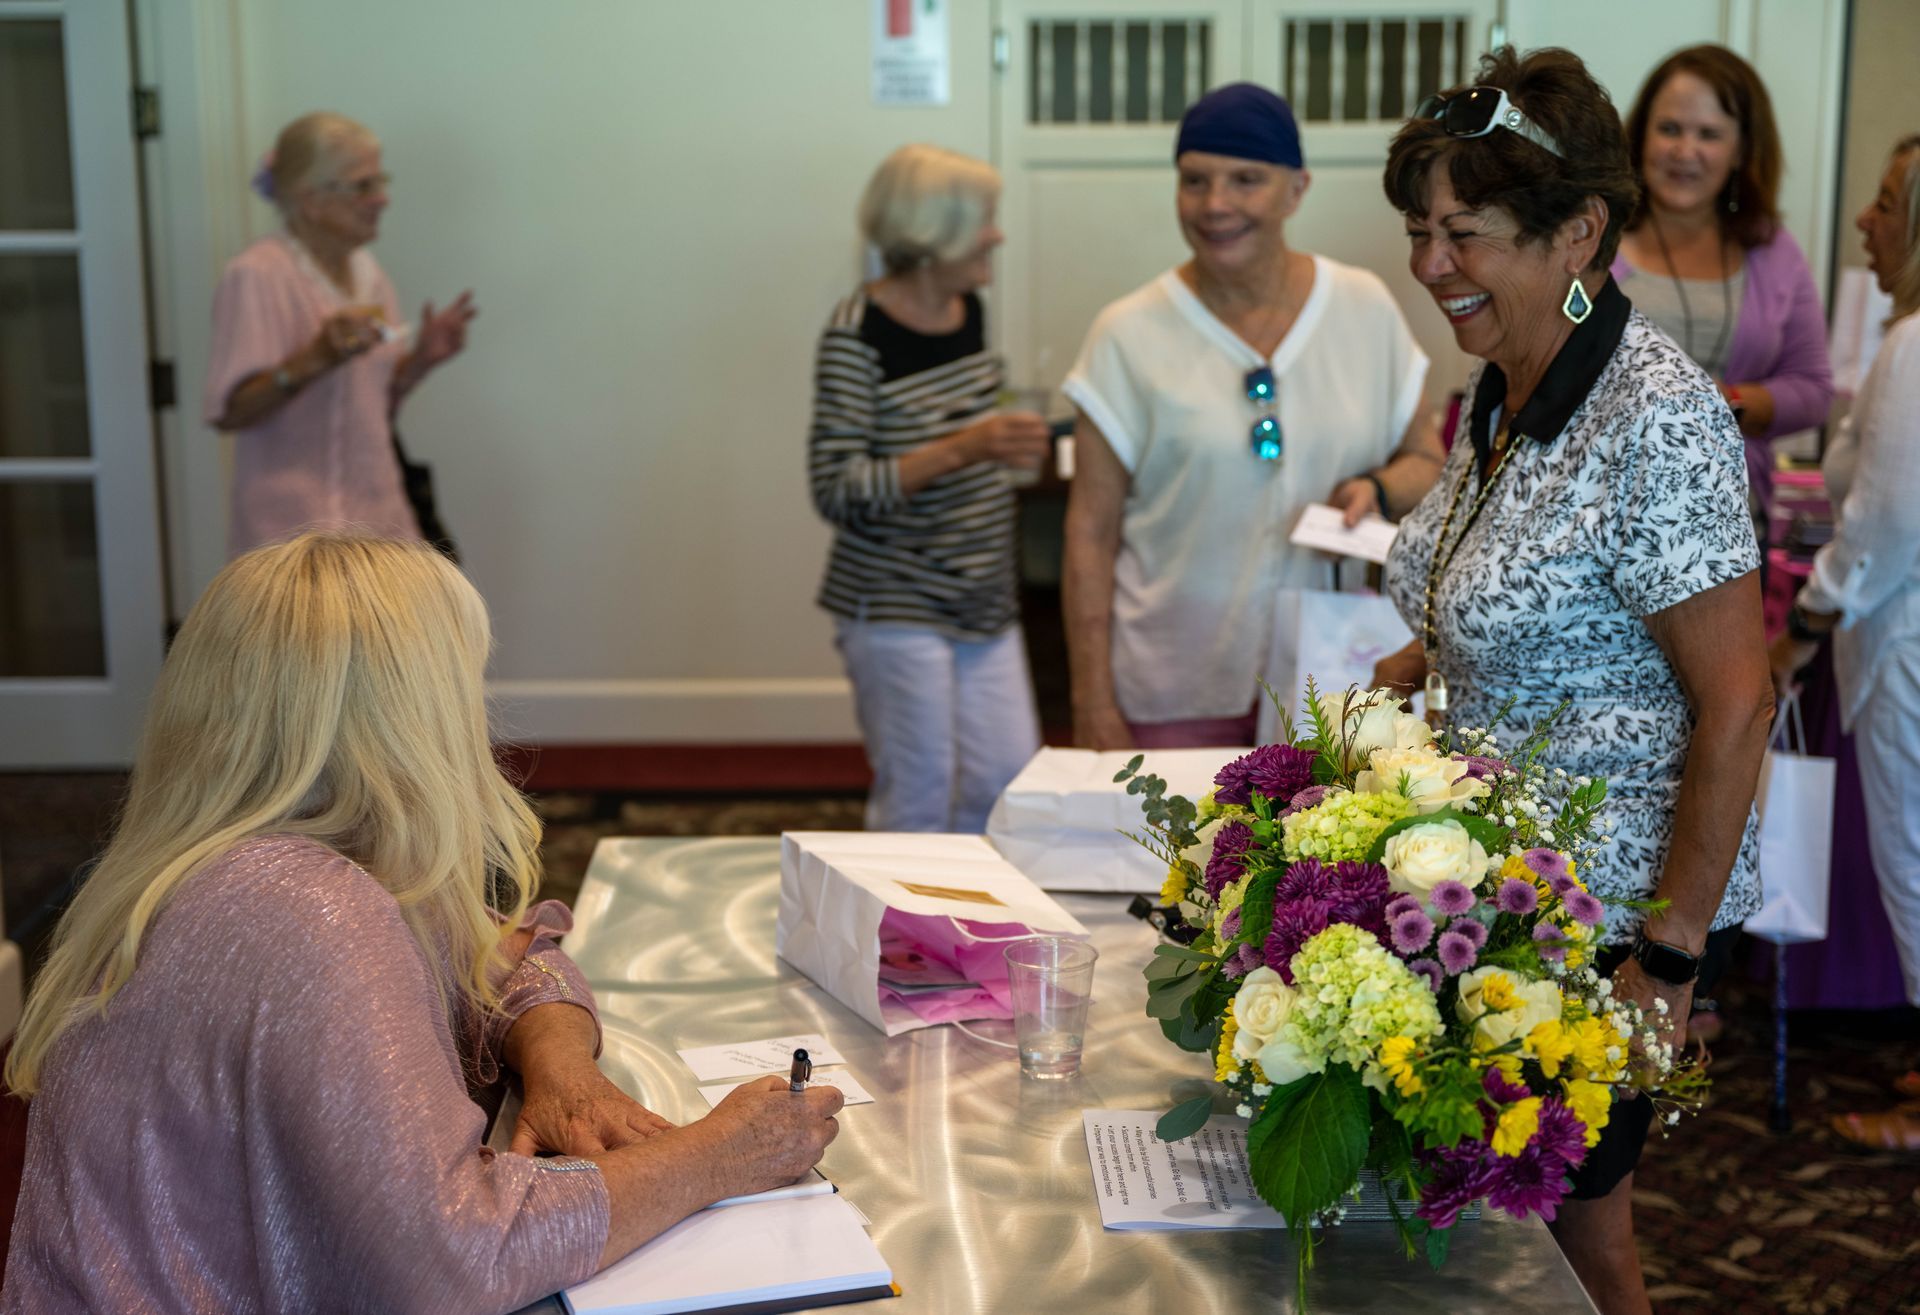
[1635,938,1700,985]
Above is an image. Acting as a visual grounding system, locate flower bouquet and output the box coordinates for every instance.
[1124,683,1706,1305]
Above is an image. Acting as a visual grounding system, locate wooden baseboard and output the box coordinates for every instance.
[495,743,872,794]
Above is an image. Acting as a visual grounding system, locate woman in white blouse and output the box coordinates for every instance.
[1772,135,1920,1149]
[1061,83,1440,751]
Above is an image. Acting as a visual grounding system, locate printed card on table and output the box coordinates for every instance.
[1082,1110,1288,1230]
[676,1033,847,1083]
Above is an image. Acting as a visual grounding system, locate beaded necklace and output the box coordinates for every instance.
[1420,418,1519,722]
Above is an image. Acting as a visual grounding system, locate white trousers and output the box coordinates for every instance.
[1855,645,1920,1006]
[834,620,1041,834]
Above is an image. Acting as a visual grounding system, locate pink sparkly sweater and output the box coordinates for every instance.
[0,835,610,1314]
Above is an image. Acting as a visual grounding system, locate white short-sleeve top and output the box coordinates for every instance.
[1062,256,1428,721]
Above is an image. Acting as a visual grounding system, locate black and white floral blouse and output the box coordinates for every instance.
[1384,278,1761,944]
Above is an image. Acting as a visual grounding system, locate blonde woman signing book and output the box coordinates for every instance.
[0,536,842,1315]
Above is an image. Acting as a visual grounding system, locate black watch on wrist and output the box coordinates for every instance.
[1785,604,1823,643]
[1630,934,1701,987]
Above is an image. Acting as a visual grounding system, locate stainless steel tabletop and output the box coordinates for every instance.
[527,836,1598,1314]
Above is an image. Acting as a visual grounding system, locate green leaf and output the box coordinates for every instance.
[1145,968,1207,1019]
[1425,1220,1453,1269]
[1364,805,1507,865]
[1144,953,1194,983]
[1151,944,1218,964]
[1246,1066,1371,1222]
[1167,990,1219,1052]
[1156,1094,1215,1143]
[1113,753,1144,782]
[1237,867,1286,950]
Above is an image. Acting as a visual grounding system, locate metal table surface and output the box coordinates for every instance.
[526,836,1599,1314]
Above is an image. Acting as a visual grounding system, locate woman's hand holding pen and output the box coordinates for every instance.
[701,1076,845,1197]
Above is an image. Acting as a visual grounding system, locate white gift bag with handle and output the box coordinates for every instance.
[1257,588,1415,743]
[1744,691,1835,945]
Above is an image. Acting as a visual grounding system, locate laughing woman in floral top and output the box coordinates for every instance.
[1373,49,1772,1315]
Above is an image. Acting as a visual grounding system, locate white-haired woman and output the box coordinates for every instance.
[204,111,477,558]
[0,535,842,1314]
[809,144,1050,832]
[1771,135,1920,1149]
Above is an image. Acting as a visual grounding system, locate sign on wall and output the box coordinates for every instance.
[872,0,950,105]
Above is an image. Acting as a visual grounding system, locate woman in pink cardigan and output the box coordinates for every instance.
[1613,45,1834,516]
[0,535,842,1315]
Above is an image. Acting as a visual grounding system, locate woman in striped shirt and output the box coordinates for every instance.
[808,145,1051,833]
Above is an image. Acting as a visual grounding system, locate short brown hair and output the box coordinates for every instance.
[1382,47,1640,273]
[1623,45,1782,248]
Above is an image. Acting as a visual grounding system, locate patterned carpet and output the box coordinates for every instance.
[3,774,1915,1311]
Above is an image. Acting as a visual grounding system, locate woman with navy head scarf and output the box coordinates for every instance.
[1061,83,1442,751]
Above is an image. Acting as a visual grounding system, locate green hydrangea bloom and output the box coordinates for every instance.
[1280,789,1415,863]
[1284,924,1444,1085]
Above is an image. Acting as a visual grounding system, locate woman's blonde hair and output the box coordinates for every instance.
[858,144,1001,274]
[267,111,377,210]
[5,534,540,1095]
[1885,134,1920,322]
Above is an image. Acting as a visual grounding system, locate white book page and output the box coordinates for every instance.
[1082,1110,1288,1230]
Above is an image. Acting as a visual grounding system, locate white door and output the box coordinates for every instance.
[0,1,166,767]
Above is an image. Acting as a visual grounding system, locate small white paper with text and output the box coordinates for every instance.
[698,1069,877,1109]
[1289,503,1399,565]
[677,1034,847,1083]
[1082,1110,1288,1229]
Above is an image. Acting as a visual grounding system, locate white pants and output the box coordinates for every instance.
[834,620,1041,833]
[1855,646,1920,1006]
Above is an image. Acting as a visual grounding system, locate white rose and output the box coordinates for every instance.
[1255,1034,1325,1087]
[1381,820,1495,899]
[1230,967,1300,1060]
[1454,968,1564,1049]
[1317,687,1432,771]
[1355,745,1492,814]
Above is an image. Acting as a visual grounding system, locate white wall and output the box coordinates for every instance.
[149,0,995,741]
[1836,0,1920,276]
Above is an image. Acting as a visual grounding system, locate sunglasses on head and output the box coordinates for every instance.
[1245,366,1282,462]
[1414,86,1564,159]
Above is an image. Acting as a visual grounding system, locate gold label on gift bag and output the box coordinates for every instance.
[895,881,1008,907]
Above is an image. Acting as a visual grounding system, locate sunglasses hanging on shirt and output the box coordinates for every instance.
[1245,365,1282,462]
[1413,86,1564,159]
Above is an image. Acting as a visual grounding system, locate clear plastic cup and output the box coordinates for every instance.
[1003,937,1099,1079]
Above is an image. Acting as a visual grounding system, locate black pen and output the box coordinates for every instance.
[788,1048,811,1093]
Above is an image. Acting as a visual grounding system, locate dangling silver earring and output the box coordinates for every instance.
[1562,276,1593,324]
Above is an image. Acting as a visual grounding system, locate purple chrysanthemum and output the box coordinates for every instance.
[1327,861,1393,936]
[1391,908,1436,955]
[1385,893,1424,923]
[1274,858,1334,904]
[1548,871,1581,897]
[1482,1065,1532,1105]
[1456,753,1511,781]
[1264,901,1331,984]
[1524,848,1570,881]
[1496,877,1540,916]
[1416,1144,1499,1230]
[1448,916,1489,950]
[1407,957,1443,992]
[1222,942,1264,980]
[1531,1099,1589,1171]
[1485,1144,1571,1221]
[1430,880,1476,916]
[1204,821,1257,898]
[1563,890,1606,927]
[1532,922,1569,963]
[1437,928,1479,974]
[1218,908,1242,939]
[1280,784,1331,818]
[1214,744,1318,807]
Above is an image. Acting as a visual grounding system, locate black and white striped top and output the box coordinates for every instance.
[808,290,1019,638]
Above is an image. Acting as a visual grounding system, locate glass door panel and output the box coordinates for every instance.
[0,19,77,230]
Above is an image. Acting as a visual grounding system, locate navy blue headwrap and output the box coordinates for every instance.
[1174,83,1304,169]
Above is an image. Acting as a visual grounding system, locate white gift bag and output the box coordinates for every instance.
[1745,693,1835,945]
[985,747,1231,892]
[776,832,1090,1035]
[1257,588,1415,743]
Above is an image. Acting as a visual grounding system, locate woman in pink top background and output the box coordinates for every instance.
[0,534,842,1315]
[204,111,478,557]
